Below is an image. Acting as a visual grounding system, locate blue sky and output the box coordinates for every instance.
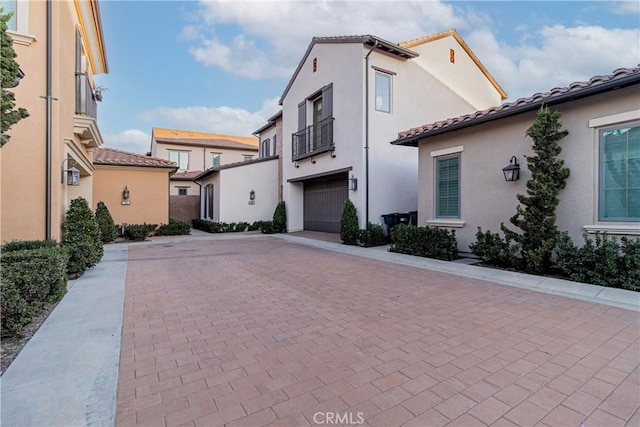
[94,0,640,154]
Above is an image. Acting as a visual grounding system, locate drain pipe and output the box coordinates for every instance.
[45,0,52,240]
[364,40,378,226]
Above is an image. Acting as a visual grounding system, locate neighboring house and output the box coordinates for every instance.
[0,0,108,242]
[149,127,259,222]
[93,148,177,226]
[280,29,506,233]
[253,110,283,201]
[391,66,640,252]
[195,156,279,224]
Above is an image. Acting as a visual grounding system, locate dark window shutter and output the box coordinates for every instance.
[298,101,306,131]
[322,84,333,119]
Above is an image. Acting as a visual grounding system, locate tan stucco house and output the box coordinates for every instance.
[0,0,108,243]
[93,148,177,226]
[392,66,640,251]
[149,127,259,222]
[280,29,506,233]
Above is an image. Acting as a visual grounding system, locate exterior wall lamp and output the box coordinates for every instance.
[122,186,131,205]
[249,190,256,201]
[502,156,520,182]
[61,158,80,186]
[349,176,358,191]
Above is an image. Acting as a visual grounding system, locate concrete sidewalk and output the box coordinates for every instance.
[1,244,128,427]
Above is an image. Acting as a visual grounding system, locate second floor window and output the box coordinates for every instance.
[212,153,221,167]
[169,150,189,170]
[0,1,17,31]
[261,139,271,158]
[243,154,254,161]
[375,72,391,113]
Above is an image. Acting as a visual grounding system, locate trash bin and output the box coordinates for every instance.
[409,211,418,226]
[382,212,411,234]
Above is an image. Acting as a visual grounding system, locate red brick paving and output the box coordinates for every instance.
[116,237,639,426]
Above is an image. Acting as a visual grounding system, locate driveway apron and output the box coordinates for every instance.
[116,236,639,427]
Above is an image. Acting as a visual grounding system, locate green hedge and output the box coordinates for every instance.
[1,239,58,253]
[155,218,191,236]
[123,223,157,241]
[192,219,273,234]
[390,224,458,261]
[469,228,517,267]
[1,246,69,337]
[359,222,386,247]
[556,233,640,291]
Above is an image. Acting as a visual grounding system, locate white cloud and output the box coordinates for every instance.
[189,0,467,79]
[103,129,150,154]
[467,25,640,101]
[136,96,281,136]
[610,1,640,15]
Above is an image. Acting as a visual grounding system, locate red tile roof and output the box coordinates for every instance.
[392,66,640,147]
[172,171,203,180]
[93,148,177,168]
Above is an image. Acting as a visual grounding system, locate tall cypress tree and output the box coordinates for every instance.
[501,106,570,273]
[1,10,29,147]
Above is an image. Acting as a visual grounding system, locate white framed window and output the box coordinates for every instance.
[169,150,189,170]
[375,72,391,113]
[212,153,221,167]
[177,187,188,196]
[243,154,254,162]
[435,155,460,218]
[261,138,270,158]
[599,122,639,221]
[1,0,32,44]
[0,0,16,30]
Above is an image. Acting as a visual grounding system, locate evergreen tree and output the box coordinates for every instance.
[501,106,570,273]
[95,201,117,243]
[272,201,287,233]
[1,10,29,147]
[340,199,359,245]
[62,197,103,275]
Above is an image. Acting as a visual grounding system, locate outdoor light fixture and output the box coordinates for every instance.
[61,158,80,186]
[249,190,256,201]
[349,176,358,191]
[8,68,25,88]
[502,156,520,182]
[122,186,130,200]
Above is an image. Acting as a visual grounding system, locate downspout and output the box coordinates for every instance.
[364,40,378,226]
[45,0,52,239]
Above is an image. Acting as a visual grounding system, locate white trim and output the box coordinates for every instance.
[430,145,464,158]
[426,220,465,228]
[588,110,640,128]
[583,225,640,236]
[7,30,36,46]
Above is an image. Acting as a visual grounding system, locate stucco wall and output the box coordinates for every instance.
[93,166,171,226]
[199,159,279,224]
[154,143,258,172]
[417,88,640,252]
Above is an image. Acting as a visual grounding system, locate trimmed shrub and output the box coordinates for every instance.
[359,222,386,247]
[1,246,69,337]
[95,201,117,243]
[123,223,157,241]
[469,228,517,267]
[260,221,275,234]
[273,201,287,233]
[340,199,359,245]
[556,233,640,291]
[1,239,57,253]
[390,224,458,261]
[62,197,103,276]
[155,218,191,236]
[193,219,272,234]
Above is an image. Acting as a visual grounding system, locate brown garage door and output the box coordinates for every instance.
[304,174,348,233]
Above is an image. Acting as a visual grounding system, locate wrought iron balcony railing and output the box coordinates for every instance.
[292,117,334,161]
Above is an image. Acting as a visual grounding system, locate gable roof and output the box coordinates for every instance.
[93,148,177,169]
[152,127,259,150]
[399,29,507,100]
[253,110,283,135]
[279,35,419,104]
[171,171,203,181]
[195,155,279,181]
[392,66,640,147]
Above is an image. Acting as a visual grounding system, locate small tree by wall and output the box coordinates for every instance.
[62,197,104,276]
[501,106,570,273]
[95,201,117,243]
[273,201,287,233]
[340,199,359,245]
[1,11,29,147]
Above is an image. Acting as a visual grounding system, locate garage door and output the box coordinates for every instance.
[304,174,348,233]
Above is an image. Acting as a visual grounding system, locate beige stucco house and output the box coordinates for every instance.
[0,0,108,243]
[93,148,177,226]
[280,29,506,233]
[392,66,640,252]
[149,127,259,222]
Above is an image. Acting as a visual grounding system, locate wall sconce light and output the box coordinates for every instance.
[61,158,80,186]
[294,161,299,168]
[122,186,131,205]
[8,68,25,88]
[349,176,358,191]
[502,156,520,182]
[249,190,256,201]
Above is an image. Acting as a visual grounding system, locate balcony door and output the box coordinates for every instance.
[313,98,323,149]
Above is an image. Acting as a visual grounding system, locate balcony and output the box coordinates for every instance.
[292,117,334,161]
[75,72,98,119]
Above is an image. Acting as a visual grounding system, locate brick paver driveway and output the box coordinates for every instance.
[116,236,639,427]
